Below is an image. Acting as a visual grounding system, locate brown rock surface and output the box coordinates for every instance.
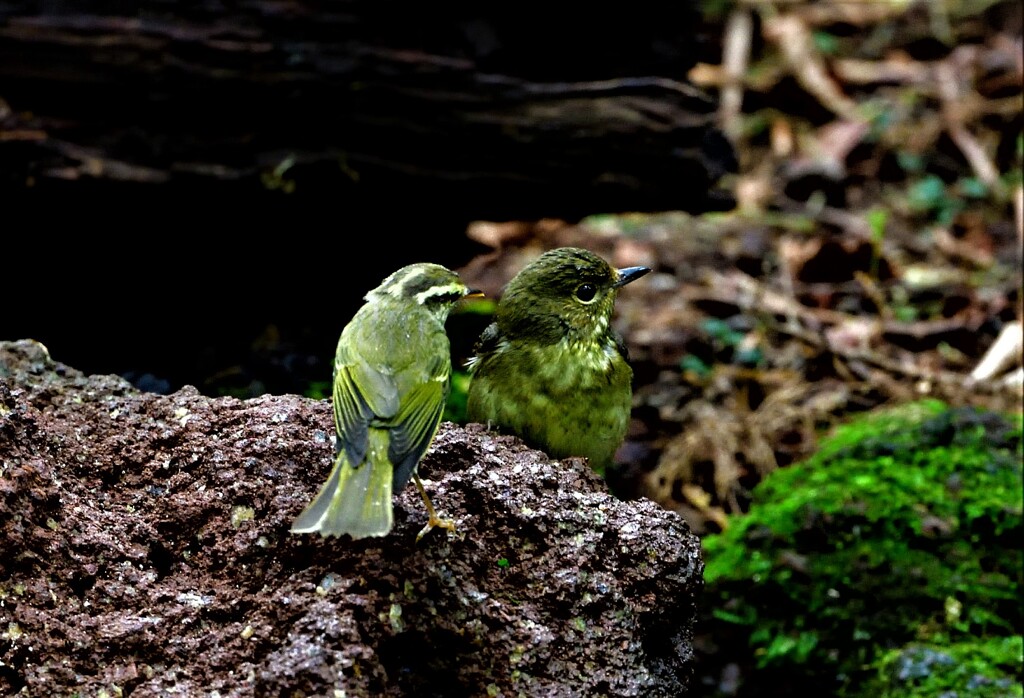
[0,339,702,697]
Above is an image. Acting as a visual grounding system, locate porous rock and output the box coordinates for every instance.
[0,339,702,697]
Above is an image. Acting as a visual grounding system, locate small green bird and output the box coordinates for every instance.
[291,263,481,540]
[466,247,650,475]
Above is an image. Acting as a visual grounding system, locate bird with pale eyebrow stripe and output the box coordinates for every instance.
[291,263,482,541]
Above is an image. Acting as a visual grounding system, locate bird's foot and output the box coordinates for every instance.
[416,514,456,543]
[412,472,457,543]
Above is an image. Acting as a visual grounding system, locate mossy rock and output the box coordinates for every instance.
[868,636,1023,698]
[700,400,1023,697]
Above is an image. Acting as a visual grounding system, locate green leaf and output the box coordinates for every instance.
[908,175,947,211]
[896,151,925,174]
[958,176,989,199]
[812,31,839,55]
[680,354,712,378]
[867,207,888,244]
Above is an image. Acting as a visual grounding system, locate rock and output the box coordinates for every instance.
[0,339,703,697]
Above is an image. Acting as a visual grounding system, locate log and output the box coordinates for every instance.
[0,1,736,220]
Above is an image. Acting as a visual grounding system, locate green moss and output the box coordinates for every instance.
[443,369,472,423]
[867,636,1023,697]
[701,400,1023,696]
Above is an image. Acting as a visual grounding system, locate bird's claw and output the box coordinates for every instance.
[416,515,457,543]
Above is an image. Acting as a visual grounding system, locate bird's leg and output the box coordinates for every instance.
[413,473,456,542]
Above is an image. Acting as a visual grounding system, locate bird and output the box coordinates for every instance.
[290,262,481,540]
[466,247,650,475]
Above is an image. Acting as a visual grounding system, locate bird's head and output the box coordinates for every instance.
[369,263,482,320]
[496,247,650,345]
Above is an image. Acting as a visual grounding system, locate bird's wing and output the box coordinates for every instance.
[466,322,501,371]
[333,335,400,467]
[612,331,630,362]
[385,366,448,492]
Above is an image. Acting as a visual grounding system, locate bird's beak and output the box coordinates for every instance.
[612,266,651,288]
[464,288,486,298]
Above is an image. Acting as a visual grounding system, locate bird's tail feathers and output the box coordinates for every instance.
[290,431,394,539]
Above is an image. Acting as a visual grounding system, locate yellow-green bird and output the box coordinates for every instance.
[466,247,650,475]
[291,263,481,540]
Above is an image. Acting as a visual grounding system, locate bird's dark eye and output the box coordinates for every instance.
[574,283,597,303]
